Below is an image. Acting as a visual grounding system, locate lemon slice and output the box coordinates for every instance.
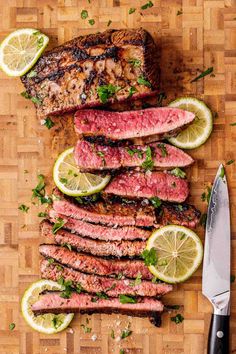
[53,147,111,197]
[168,97,213,149]
[0,28,49,77]
[146,225,203,284]
[21,280,74,334]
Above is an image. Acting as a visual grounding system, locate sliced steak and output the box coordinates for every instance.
[32,292,164,320]
[41,221,146,258]
[74,140,194,172]
[74,107,195,143]
[158,203,201,229]
[40,259,172,297]
[52,188,156,227]
[39,244,152,280]
[49,209,151,241]
[104,171,189,202]
[21,29,159,120]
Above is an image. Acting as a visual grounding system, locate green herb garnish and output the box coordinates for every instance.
[170,167,186,179]
[38,212,47,217]
[52,218,65,234]
[231,275,235,283]
[129,273,142,287]
[120,350,125,354]
[18,204,29,213]
[81,10,88,19]
[43,117,55,129]
[121,324,132,339]
[129,8,136,14]
[230,122,236,126]
[88,19,95,25]
[200,213,207,227]
[219,165,225,179]
[107,20,112,26]
[62,243,72,251]
[149,197,162,208]
[47,258,54,265]
[21,91,31,99]
[190,67,214,83]
[128,58,141,67]
[27,70,37,78]
[141,247,158,266]
[171,313,184,324]
[31,96,42,105]
[137,75,152,88]
[201,186,212,204]
[52,316,63,329]
[128,86,137,97]
[226,159,234,165]
[97,84,121,103]
[142,146,154,171]
[37,36,44,49]
[119,295,137,304]
[157,143,168,157]
[81,323,92,333]
[58,278,73,299]
[157,92,167,107]
[141,1,153,10]
[60,177,68,185]
[126,147,143,159]
[9,323,15,331]
[111,329,115,339]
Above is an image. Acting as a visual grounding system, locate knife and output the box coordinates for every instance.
[202,164,231,354]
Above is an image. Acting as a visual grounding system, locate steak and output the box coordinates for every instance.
[41,221,146,258]
[74,107,195,143]
[21,29,159,120]
[39,244,152,280]
[104,171,189,202]
[74,140,194,172]
[49,209,151,241]
[40,259,173,297]
[52,188,156,227]
[31,292,164,320]
[157,203,201,229]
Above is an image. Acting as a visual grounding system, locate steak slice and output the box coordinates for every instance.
[49,209,151,241]
[158,203,201,229]
[41,221,146,258]
[40,259,172,297]
[32,292,164,320]
[74,107,195,143]
[52,188,156,227]
[21,29,159,120]
[104,171,189,202]
[39,244,152,280]
[74,140,194,172]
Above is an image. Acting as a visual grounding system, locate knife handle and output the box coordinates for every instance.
[207,314,230,354]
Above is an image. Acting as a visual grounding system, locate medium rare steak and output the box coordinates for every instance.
[39,244,152,279]
[52,188,156,227]
[40,259,173,297]
[49,209,151,241]
[74,140,194,171]
[104,171,189,202]
[32,292,164,320]
[21,29,159,119]
[41,221,146,258]
[74,107,195,143]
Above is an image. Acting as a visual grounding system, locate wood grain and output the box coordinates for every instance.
[0,1,235,353]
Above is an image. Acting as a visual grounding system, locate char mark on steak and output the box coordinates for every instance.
[41,221,146,258]
[104,171,189,203]
[39,244,153,279]
[31,292,163,322]
[52,188,156,227]
[40,259,172,297]
[74,107,195,144]
[21,29,159,119]
[74,140,194,172]
[49,209,151,241]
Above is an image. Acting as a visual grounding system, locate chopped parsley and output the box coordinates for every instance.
[111,329,115,339]
[226,159,234,165]
[58,278,73,299]
[141,1,153,10]
[31,96,42,105]
[96,151,105,157]
[200,213,207,227]
[95,291,109,300]
[9,323,15,331]
[137,75,152,88]
[231,275,235,283]
[201,186,212,204]
[120,350,125,354]
[107,20,112,27]
[81,10,88,19]
[27,70,37,78]
[47,258,54,265]
[171,313,184,324]
[141,247,158,266]
[38,212,47,217]
[219,165,225,179]
[21,91,31,99]
[97,84,121,104]
[81,319,92,333]
[37,36,45,49]
[52,316,63,329]
[52,218,65,234]
[59,177,68,185]
[43,117,55,129]
[128,58,141,67]
[170,167,186,179]
[119,295,137,304]
[190,67,214,83]
[142,146,154,171]
[166,304,180,310]
[149,197,162,208]
[62,242,72,251]
[129,273,142,287]
[121,324,132,339]
[126,147,143,159]
[157,143,168,157]
[230,122,236,126]
[129,8,136,14]
[177,9,183,15]
[88,19,95,25]
[157,92,167,107]
[18,204,29,213]
[128,86,137,97]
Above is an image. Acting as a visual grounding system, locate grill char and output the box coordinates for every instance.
[21,29,160,119]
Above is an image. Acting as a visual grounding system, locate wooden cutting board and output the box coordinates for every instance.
[0,1,235,353]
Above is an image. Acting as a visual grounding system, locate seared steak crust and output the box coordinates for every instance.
[40,259,172,297]
[32,292,164,320]
[21,29,159,119]
[158,203,201,229]
[39,244,152,279]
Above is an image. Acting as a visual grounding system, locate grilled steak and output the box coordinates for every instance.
[32,292,164,320]
[52,188,156,227]
[49,209,151,241]
[158,203,201,229]
[41,221,146,258]
[74,107,195,144]
[39,244,152,279]
[74,140,194,172]
[40,259,172,297]
[104,171,189,202]
[21,29,159,120]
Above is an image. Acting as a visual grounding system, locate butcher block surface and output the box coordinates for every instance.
[0,1,236,353]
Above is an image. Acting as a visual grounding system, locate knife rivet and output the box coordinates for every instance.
[217,331,224,338]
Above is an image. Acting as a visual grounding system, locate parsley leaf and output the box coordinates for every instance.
[38,212,47,217]
[31,96,42,105]
[52,218,65,234]
[170,167,186,179]
[171,313,184,324]
[62,242,72,251]
[121,325,132,339]
[129,273,142,287]
[97,84,121,103]
[18,204,29,213]
[157,143,168,157]
[129,8,136,14]
[27,70,37,78]
[200,213,207,227]
[149,197,162,208]
[201,186,212,204]
[141,1,153,10]
[156,92,167,107]
[128,58,141,67]
[88,19,95,25]
[128,86,137,97]
[142,146,154,171]
[32,175,52,205]
[111,329,115,339]
[137,75,152,88]
[81,323,92,333]
[126,147,143,159]
[9,323,15,331]
[21,91,31,99]
[107,20,112,26]
[119,295,137,304]
[190,67,214,83]
[141,247,158,266]
[81,10,88,19]
[230,122,236,126]
[43,117,55,129]
[52,316,63,329]
[219,165,225,179]
[226,159,234,165]
[231,275,235,283]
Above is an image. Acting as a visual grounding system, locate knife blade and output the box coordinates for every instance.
[202,164,231,354]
